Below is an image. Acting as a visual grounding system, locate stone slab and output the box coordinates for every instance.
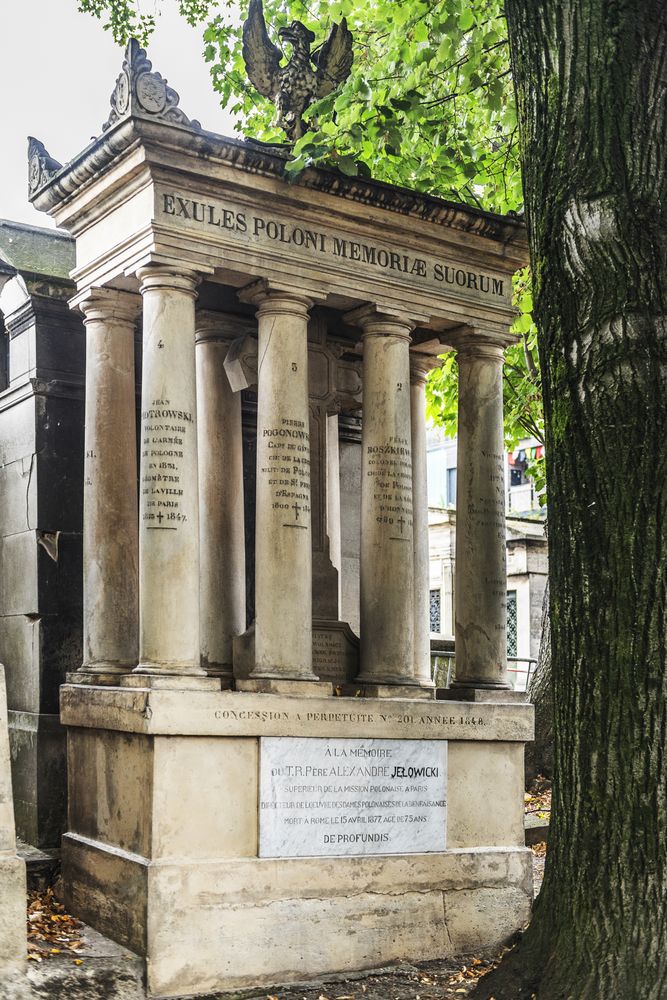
[63,833,532,997]
[258,736,447,858]
[66,671,130,687]
[438,687,529,703]
[312,619,359,685]
[120,674,222,691]
[343,682,435,700]
[60,687,534,741]
[236,678,333,697]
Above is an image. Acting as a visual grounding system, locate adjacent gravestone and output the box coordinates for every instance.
[0,664,27,974]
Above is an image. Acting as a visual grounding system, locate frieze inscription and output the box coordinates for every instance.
[159,190,509,304]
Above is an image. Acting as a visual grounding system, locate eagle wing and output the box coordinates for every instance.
[314,18,354,98]
[242,0,282,99]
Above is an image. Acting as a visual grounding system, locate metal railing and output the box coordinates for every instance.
[429,642,537,693]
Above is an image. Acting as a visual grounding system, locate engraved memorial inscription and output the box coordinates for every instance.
[260,737,447,858]
[141,399,192,529]
[366,435,413,541]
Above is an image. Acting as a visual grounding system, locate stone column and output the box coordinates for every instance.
[452,334,509,691]
[79,288,139,676]
[410,354,435,688]
[195,313,246,680]
[135,265,205,679]
[350,305,419,690]
[240,281,318,684]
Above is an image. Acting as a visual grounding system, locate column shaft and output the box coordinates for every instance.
[80,290,139,672]
[136,266,202,675]
[410,361,434,686]
[357,312,416,684]
[196,320,245,676]
[251,289,315,678]
[454,338,509,689]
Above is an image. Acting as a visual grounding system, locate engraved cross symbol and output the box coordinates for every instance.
[157,511,164,524]
[292,502,302,521]
[397,515,405,534]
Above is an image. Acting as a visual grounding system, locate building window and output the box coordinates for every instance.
[429,589,441,633]
[507,590,518,657]
[446,466,456,506]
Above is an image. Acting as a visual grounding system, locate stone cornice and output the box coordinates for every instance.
[29,116,526,255]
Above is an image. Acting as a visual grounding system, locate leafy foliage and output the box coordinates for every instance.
[77,0,521,212]
[426,267,545,499]
[76,0,543,489]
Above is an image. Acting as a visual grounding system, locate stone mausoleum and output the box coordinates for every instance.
[25,41,533,998]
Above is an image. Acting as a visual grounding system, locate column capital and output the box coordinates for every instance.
[137,264,200,297]
[453,330,510,361]
[238,278,321,315]
[194,310,255,345]
[73,287,141,326]
[409,351,440,384]
[344,303,427,339]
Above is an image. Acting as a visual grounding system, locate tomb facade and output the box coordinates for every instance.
[28,40,534,997]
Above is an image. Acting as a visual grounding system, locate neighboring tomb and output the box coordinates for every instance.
[28,40,533,999]
[0,664,27,975]
[0,221,85,848]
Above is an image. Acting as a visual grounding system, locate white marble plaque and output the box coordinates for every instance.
[259,737,447,858]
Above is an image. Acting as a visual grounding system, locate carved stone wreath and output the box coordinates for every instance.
[103,39,201,132]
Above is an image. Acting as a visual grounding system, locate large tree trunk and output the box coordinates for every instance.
[475,3,667,998]
[525,579,553,783]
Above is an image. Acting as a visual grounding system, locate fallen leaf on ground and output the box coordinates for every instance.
[27,888,85,958]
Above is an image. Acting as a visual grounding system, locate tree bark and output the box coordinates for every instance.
[475,2,667,998]
[525,578,553,783]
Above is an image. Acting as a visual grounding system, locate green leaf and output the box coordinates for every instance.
[336,155,359,176]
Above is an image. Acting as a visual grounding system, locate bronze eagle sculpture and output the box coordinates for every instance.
[242,0,353,141]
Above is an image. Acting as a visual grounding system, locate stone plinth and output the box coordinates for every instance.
[61,682,533,998]
[0,665,27,974]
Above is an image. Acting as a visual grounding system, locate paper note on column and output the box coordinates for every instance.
[259,736,447,857]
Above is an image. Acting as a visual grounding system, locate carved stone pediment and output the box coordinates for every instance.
[103,39,202,133]
[27,138,63,198]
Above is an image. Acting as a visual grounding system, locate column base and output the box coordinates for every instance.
[438,687,528,703]
[235,678,333,698]
[343,682,435,700]
[121,675,223,691]
[202,664,235,681]
[66,670,132,687]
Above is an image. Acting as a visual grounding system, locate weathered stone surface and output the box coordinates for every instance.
[62,828,531,998]
[312,618,359,684]
[241,283,317,680]
[60,686,534,741]
[196,319,245,677]
[136,266,202,676]
[79,290,139,674]
[0,665,27,975]
[453,337,509,690]
[447,742,525,848]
